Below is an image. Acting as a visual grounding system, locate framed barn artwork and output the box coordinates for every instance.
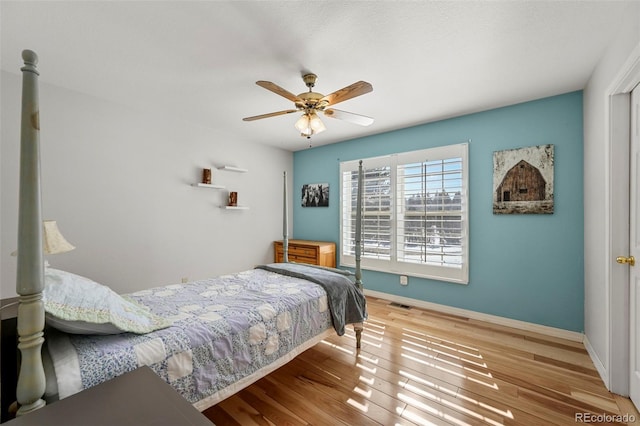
[493,144,554,214]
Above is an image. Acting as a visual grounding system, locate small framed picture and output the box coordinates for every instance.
[301,183,329,207]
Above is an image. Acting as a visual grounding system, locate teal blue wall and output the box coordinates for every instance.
[293,92,584,332]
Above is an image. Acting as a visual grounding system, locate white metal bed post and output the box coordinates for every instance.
[15,49,47,415]
[283,171,289,262]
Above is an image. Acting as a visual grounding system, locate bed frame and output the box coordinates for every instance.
[13,50,365,416]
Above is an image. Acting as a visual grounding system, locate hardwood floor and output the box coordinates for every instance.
[203,297,640,425]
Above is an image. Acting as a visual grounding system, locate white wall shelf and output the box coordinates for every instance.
[223,206,249,210]
[191,183,225,189]
[217,166,248,173]
[194,165,248,209]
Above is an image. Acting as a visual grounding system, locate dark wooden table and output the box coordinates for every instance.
[5,366,213,425]
[1,297,19,424]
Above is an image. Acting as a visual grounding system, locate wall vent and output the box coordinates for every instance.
[390,302,411,309]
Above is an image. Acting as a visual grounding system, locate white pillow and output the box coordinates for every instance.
[43,268,172,335]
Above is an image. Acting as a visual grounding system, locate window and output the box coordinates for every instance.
[340,143,468,284]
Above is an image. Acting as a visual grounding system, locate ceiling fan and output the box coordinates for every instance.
[242,73,373,139]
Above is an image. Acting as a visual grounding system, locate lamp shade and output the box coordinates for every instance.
[11,220,75,256]
[308,112,326,133]
[43,220,75,254]
[294,113,311,136]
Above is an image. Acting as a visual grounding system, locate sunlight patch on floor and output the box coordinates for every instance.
[397,393,474,426]
[400,353,499,390]
[426,340,483,360]
[454,391,514,418]
[398,409,443,426]
[353,385,372,398]
[360,338,382,349]
[401,345,493,378]
[359,320,386,348]
[320,339,354,355]
[364,323,386,335]
[398,370,458,397]
[365,318,387,328]
[362,331,384,342]
[357,353,380,365]
[432,350,488,369]
[401,383,505,425]
[400,343,438,361]
[403,327,480,352]
[346,398,369,413]
[401,335,487,367]
[356,362,377,374]
[359,375,375,386]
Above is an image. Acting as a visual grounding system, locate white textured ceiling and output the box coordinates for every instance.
[0,1,633,151]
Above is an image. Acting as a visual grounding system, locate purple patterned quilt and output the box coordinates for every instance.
[46,268,336,408]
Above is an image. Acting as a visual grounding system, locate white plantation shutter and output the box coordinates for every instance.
[340,143,468,284]
[343,164,392,260]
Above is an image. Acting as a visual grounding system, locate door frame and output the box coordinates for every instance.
[607,43,640,395]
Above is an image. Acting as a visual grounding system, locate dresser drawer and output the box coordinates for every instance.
[274,249,317,265]
[287,254,318,265]
[288,245,318,258]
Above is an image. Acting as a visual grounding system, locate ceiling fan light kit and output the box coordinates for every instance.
[243,73,373,139]
[295,111,326,137]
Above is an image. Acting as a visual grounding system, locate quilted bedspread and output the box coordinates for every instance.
[256,263,367,335]
[46,268,335,407]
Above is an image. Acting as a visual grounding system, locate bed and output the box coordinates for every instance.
[12,50,366,416]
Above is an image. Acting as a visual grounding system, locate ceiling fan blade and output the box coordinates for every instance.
[320,81,373,106]
[323,108,374,126]
[242,109,298,121]
[256,81,302,103]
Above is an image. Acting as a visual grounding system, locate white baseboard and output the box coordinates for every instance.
[583,334,610,391]
[364,289,585,342]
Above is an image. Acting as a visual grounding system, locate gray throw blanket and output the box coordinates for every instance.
[256,263,367,335]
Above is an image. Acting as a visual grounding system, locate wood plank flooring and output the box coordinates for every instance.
[202,297,640,425]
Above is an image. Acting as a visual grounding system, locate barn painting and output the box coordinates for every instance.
[493,144,554,214]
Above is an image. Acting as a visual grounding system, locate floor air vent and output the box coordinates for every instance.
[390,302,411,309]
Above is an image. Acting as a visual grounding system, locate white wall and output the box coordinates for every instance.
[583,2,640,394]
[1,70,293,296]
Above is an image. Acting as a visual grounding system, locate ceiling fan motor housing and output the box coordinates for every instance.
[296,91,327,110]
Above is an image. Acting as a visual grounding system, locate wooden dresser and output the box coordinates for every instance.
[274,240,336,267]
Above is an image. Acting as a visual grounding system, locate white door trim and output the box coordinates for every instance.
[608,92,631,395]
[606,41,640,395]
[629,84,640,407]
